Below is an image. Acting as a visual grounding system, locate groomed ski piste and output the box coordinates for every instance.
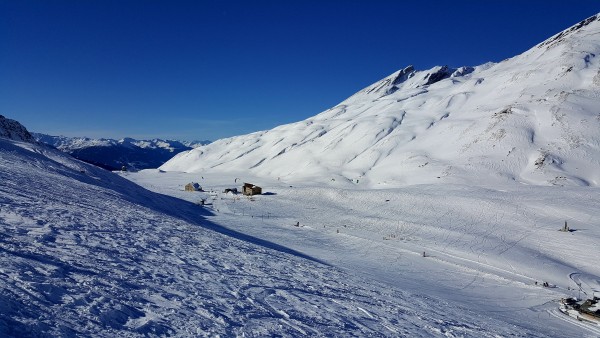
[0,126,558,337]
[125,168,600,337]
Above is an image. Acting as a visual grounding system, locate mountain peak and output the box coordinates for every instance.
[391,65,416,85]
[0,115,36,143]
[348,64,475,103]
[537,13,600,50]
[422,65,454,85]
[161,12,600,188]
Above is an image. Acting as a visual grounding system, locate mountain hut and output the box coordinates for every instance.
[185,182,202,191]
[243,183,262,196]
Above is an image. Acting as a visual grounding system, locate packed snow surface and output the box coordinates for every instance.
[2,126,599,336]
[125,169,600,337]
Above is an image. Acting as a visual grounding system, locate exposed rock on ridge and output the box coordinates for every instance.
[0,115,36,143]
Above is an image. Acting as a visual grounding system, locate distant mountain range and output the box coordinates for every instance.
[162,14,600,188]
[33,133,210,171]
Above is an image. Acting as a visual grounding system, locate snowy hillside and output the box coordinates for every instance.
[34,133,209,170]
[162,14,600,188]
[127,167,600,336]
[0,121,548,336]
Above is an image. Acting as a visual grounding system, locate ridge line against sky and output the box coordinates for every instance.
[1,0,599,141]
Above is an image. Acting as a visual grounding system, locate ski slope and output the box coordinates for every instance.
[127,168,600,336]
[151,14,600,336]
[0,125,554,336]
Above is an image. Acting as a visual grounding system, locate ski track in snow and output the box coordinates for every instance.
[126,168,600,337]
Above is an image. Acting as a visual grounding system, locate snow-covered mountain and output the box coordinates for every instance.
[34,133,209,170]
[162,14,600,188]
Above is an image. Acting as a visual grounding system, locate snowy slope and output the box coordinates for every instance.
[0,123,545,336]
[127,169,600,336]
[33,133,209,170]
[162,14,600,188]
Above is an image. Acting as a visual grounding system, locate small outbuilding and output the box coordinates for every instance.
[223,188,238,194]
[243,183,262,196]
[185,182,202,191]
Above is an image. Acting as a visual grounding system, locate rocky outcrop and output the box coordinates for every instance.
[423,66,454,85]
[0,115,36,143]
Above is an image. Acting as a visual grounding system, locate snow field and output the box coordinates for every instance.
[127,169,600,336]
[0,138,549,336]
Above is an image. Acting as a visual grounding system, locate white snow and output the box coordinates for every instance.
[124,168,600,336]
[150,13,600,336]
[1,133,555,336]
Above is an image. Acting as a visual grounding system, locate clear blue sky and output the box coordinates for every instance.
[1,1,599,141]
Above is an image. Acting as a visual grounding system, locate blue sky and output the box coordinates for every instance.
[1,1,599,141]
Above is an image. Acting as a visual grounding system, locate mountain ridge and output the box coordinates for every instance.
[161,13,600,188]
[34,133,210,170]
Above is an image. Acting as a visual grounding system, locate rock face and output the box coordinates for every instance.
[537,14,598,50]
[423,65,454,85]
[161,13,600,188]
[0,115,36,143]
[33,133,210,171]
